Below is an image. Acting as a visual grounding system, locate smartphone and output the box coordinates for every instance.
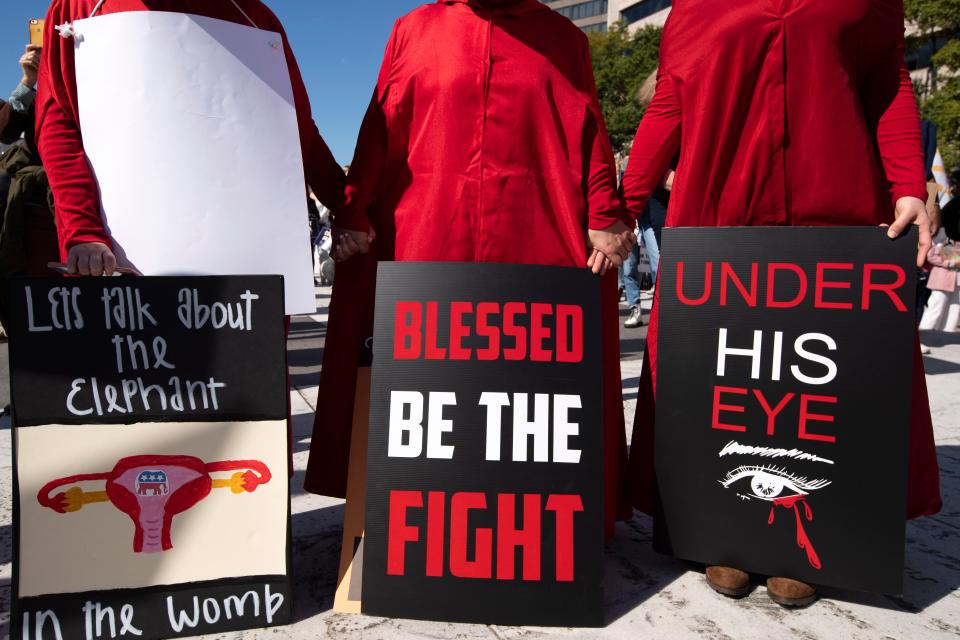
[29,19,44,47]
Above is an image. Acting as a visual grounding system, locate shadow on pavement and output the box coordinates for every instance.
[604,513,685,624]
[289,502,346,623]
[819,444,960,612]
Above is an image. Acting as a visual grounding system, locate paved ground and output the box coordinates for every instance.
[1,286,958,639]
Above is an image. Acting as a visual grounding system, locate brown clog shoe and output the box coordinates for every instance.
[766,577,818,608]
[705,566,752,598]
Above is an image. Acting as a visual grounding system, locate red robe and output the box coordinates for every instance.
[37,0,345,257]
[622,0,942,519]
[305,0,633,534]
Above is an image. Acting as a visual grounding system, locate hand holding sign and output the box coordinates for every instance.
[65,242,118,276]
[889,196,932,268]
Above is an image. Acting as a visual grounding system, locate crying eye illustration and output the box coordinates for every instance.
[720,466,830,502]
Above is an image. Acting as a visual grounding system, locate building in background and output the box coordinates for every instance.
[543,0,610,33]
[543,0,672,33]
[608,0,671,30]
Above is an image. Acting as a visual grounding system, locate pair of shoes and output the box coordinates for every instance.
[920,343,932,355]
[618,287,626,302]
[623,306,643,328]
[705,567,817,608]
[640,288,655,301]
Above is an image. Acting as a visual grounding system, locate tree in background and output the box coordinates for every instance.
[588,22,662,158]
[906,0,960,173]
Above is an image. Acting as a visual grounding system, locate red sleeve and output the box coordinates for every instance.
[36,0,112,253]
[581,39,625,230]
[862,1,927,206]
[333,20,402,233]
[621,69,682,221]
[278,33,346,211]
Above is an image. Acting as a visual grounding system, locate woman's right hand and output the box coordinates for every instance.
[66,242,117,276]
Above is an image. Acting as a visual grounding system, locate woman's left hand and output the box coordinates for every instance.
[889,196,932,268]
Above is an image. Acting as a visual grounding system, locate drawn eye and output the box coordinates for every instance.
[720,466,831,502]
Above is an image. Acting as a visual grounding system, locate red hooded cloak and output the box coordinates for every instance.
[621,0,941,519]
[36,0,345,256]
[305,0,633,534]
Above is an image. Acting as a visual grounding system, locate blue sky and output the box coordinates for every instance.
[0,0,425,163]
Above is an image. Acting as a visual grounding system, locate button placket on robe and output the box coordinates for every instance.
[769,16,789,225]
[476,15,494,262]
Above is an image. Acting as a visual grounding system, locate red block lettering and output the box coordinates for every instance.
[387,490,422,576]
[766,263,808,308]
[503,302,528,361]
[799,394,838,443]
[676,262,712,306]
[555,304,583,363]
[449,302,472,360]
[712,386,748,432]
[424,301,446,359]
[720,262,759,307]
[862,264,908,312]
[814,263,854,310]
[475,302,500,361]
[497,494,542,581]
[394,302,422,359]
[425,491,445,577]
[530,304,552,362]
[753,390,796,436]
[546,494,583,582]
[450,493,492,579]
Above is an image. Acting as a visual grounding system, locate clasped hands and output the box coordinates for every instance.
[586,220,637,276]
[331,220,636,277]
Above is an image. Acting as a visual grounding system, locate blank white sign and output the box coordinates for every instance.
[73,11,315,314]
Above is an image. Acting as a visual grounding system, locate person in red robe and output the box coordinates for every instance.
[37,0,346,272]
[621,0,942,607]
[304,0,636,536]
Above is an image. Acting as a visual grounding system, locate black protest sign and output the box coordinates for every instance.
[8,276,292,640]
[654,227,917,594]
[362,263,604,626]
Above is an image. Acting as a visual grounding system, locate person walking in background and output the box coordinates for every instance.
[622,69,671,329]
[305,0,636,537]
[621,228,646,328]
[622,0,941,607]
[920,230,960,332]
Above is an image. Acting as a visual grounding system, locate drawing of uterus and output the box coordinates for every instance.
[38,455,271,553]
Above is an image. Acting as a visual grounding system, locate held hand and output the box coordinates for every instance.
[20,44,41,89]
[588,220,636,267]
[66,242,117,276]
[333,226,376,263]
[586,249,616,276]
[662,170,676,192]
[888,196,932,268]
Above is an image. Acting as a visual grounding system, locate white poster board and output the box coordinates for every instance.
[73,12,315,314]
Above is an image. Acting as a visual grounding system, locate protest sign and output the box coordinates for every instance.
[655,227,917,594]
[362,263,604,626]
[73,12,315,314]
[8,276,291,639]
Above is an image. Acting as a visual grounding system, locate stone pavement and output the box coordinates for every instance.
[1,287,958,639]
